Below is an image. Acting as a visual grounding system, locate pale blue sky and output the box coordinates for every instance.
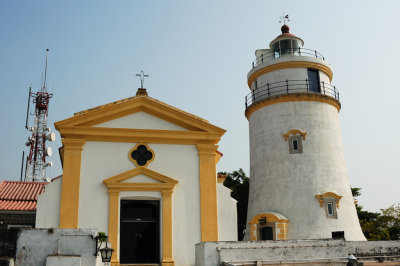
[1,0,399,212]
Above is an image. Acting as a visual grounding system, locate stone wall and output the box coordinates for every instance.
[195,240,400,266]
[15,228,103,266]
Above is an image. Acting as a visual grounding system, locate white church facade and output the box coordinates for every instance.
[35,88,237,266]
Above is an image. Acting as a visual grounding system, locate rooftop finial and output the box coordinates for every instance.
[135,70,149,89]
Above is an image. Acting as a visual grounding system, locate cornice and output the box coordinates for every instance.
[245,93,341,119]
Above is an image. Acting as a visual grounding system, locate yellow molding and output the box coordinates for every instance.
[59,139,85,229]
[277,233,287,239]
[249,213,289,224]
[276,223,287,229]
[104,167,178,265]
[247,61,333,89]
[245,93,341,119]
[58,126,223,145]
[103,166,179,185]
[128,143,155,168]
[161,190,174,266]
[217,174,227,183]
[315,192,343,208]
[282,129,307,141]
[248,213,289,241]
[197,144,219,242]
[55,95,226,134]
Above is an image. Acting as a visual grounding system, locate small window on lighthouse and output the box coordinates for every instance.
[324,199,337,219]
[288,135,302,154]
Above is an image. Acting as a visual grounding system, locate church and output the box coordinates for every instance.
[35,88,237,266]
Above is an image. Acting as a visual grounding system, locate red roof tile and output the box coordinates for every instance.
[0,180,47,211]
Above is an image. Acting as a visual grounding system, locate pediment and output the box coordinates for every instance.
[103,167,178,191]
[55,95,225,134]
[95,111,188,131]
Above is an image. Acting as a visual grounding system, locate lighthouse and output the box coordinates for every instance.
[244,23,366,241]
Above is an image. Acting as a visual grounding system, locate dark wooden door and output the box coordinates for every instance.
[120,200,160,264]
[307,69,321,93]
[260,227,273,240]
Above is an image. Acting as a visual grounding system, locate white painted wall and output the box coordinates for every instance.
[95,111,188,131]
[245,101,366,241]
[36,177,61,228]
[217,184,238,241]
[78,141,203,266]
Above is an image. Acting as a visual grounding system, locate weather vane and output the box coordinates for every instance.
[135,70,149,88]
[279,11,290,25]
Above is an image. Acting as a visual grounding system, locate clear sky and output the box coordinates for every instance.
[0,0,399,212]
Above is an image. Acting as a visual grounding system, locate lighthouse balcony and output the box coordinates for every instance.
[245,79,340,112]
[252,48,325,68]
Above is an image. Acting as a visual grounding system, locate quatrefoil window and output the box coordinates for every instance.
[129,144,154,167]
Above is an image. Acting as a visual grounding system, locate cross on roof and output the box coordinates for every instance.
[136,70,149,88]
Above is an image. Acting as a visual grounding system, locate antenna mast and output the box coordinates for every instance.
[24,49,55,182]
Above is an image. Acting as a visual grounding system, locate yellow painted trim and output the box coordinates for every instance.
[103,166,179,185]
[55,95,226,134]
[249,213,289,224]
[128,143,155,167]
[282,129,307,141]
[59,139,85,228]
[245,93,341,119]
[247,61,333,89]
[277,223,287,229]
[104,167,178,266]
[57,126,223,145]
[277,233,287,239]
[217,174,226,183]
[197,144,219,242]
[315,192,343,208]
[161,191,174,266]
[108,190,120,264]
[248,213,289,241]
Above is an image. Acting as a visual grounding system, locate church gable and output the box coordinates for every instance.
[95,111,188,131]
[55,94,226,134]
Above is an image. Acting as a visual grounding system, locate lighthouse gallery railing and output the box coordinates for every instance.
[252,48,325,68]
[245,79,339,109]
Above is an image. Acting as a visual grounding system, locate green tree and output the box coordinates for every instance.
[352,187,400,240]
[219,168,249,240]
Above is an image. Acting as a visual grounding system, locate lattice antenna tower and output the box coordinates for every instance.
[23,49,56,182]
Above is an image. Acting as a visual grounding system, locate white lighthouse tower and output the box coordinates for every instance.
[244,23,366,241]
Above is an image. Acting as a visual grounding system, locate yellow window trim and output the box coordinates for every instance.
[247,61,333,89]
[282,129,307,141]
[315,192,343,208]
[103,167,178,266]
[128,143,155,168]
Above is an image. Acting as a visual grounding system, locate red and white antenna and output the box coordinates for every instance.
[23,49,55,182]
